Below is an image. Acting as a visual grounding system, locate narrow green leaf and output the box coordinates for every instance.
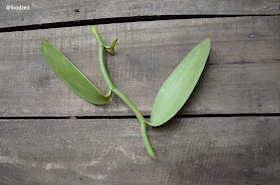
[41,40,111,105]
[151,35,210,127]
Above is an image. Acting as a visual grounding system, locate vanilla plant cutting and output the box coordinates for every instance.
[41,26,210,157]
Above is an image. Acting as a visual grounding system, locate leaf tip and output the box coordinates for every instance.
[42,40,49,44]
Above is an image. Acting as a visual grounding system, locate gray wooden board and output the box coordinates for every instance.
[0,117,280,184]
[1,16,280,117]
[0,0,279,28]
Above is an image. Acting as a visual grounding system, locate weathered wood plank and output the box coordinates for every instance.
[1,16,280,116]
[0,0,279,28]
[0,117,280,184]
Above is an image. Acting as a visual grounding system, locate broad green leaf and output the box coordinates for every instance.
[41,40,111,105]
[151,35,210,127]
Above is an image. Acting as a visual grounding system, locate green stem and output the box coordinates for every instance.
[92,26,115,91]
[112,88,156,157]
[92,26,104,46]
[92,25,156,157]
[140,121,156,157]
[98,47,115,91]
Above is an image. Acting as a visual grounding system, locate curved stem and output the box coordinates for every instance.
[92,25,156,157]
[112,88,145,124]
[92,26,115,91]
[140,122,156,157]
[98,46,115,91]
[112,88,156,157]
[92,26,104,46]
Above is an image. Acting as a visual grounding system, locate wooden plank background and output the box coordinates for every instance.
[1,16,280,117]
[1,117,280,184]
[1,0,280,184]
[0,0,279,28]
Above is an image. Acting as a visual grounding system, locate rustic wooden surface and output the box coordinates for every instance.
[0,0,279,28]
[1,1,280,185]
[1,117,280,185]
[1,16,280,116]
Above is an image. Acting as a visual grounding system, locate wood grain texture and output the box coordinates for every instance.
[0,0,279,28]
[1,16,280,117]
[0,117,280,184]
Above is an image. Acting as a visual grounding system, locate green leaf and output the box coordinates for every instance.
[41,40,111,105]
[151,35,210,127]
